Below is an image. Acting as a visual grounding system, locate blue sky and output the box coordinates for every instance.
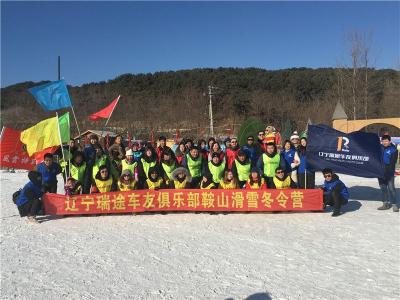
[1,1,399,87]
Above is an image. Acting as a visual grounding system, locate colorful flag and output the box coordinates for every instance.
[20,113,70,156]
[0,127,36,170]
[306,124,384,178]
[89,95,120,121]
[28,80,72,111]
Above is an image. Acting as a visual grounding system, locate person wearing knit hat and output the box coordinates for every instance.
[377,134,399,212]
[170,167,192,189]
[290,131,300,150]
[118,169,137,191]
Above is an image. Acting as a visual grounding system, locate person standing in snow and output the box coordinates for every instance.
[377,134,399,212]
[322,168,349,217]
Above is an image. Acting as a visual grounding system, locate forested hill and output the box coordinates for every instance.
[1,67,399,137]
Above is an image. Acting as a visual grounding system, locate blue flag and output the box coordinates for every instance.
[28,80,72,111]
[306,124,384,178]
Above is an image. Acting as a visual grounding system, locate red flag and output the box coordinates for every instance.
[89,95,120,121]
[33,146,59,164]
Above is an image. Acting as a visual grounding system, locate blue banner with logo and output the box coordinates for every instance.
[306,124,384,178]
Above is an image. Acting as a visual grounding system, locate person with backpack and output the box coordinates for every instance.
[14,171,44,223]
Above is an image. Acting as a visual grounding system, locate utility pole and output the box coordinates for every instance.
[208,85,216,137]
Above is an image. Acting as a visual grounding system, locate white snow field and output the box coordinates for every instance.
[1,170,399,300]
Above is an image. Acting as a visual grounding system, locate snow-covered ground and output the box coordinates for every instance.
[1,170,399,300]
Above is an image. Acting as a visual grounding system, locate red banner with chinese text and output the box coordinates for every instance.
[43,189,323,215]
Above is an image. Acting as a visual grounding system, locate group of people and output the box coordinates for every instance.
[14,125,398,223]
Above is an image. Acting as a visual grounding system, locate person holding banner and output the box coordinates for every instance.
[170,167,192,189]
[271,167,297,189]
[322,168,349,217]
[297,137,315,189]
[246,168,266,189]
[377,135,399,212]
[93,165,117,193]
[35,153,62,193]
[219,170,239,189]
[118,169,137,191]
[143,167,166,190]
[256,143,286,188]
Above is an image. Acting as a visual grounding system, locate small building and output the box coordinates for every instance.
[74,130,118,142]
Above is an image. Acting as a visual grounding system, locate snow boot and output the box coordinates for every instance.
[331,211,341,217]
[377,203,391,210]
[393,204,399,212]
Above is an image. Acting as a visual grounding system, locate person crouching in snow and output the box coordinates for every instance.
[246,168,266,189]
[93,165,117,193]
[219,170,238,189]
[271,167,297,189]
[15,171,44,223]
[322,168,349,217]
[118,169,137,191]
[143,167,166,190]
[64,177,82,195]
[170,167,192,189]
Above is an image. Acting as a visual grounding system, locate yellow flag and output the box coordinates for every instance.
[20,113,70,156]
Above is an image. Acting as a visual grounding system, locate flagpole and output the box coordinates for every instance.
[56,112,68,181]
[101,95,121,138]
[70,105,81,139]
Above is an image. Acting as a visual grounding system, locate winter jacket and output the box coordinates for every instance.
[241,144,261,166]
[36,162,62,185]
[381,143,398,180]
[16,171,43,207]
[323,174,349,203]
[108,143,125,160]
[282,148,300,173]
[226,146,240,170]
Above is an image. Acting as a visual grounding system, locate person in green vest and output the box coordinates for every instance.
[203,153,226,186]
[66,151,88,193]
[137,145,158,189]
[183,146,204,188]
[231,150,251,189]
[256,142,287,188]
[92,148,118,183]
[159,148,177,186]
[121,149,137,179]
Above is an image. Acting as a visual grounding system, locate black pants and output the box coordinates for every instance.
[43,182,57,193]
[18,198,42,217]
[298,172,315,189]
[324,190,346,213]
[191,177,201,189]
[263,176,274,188]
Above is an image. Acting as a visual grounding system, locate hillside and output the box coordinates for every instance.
[1,67,399,138]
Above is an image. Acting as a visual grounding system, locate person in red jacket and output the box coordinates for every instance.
[156,136,172,162]
[225,137,240,170]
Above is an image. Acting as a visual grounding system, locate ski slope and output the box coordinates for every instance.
[1,170,399,300]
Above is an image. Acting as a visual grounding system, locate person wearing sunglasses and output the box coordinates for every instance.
[225,137,240,170]
[271,167,297,189]
[93,165,117,193]
[242,135,262,166]
[322,168,349,217]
